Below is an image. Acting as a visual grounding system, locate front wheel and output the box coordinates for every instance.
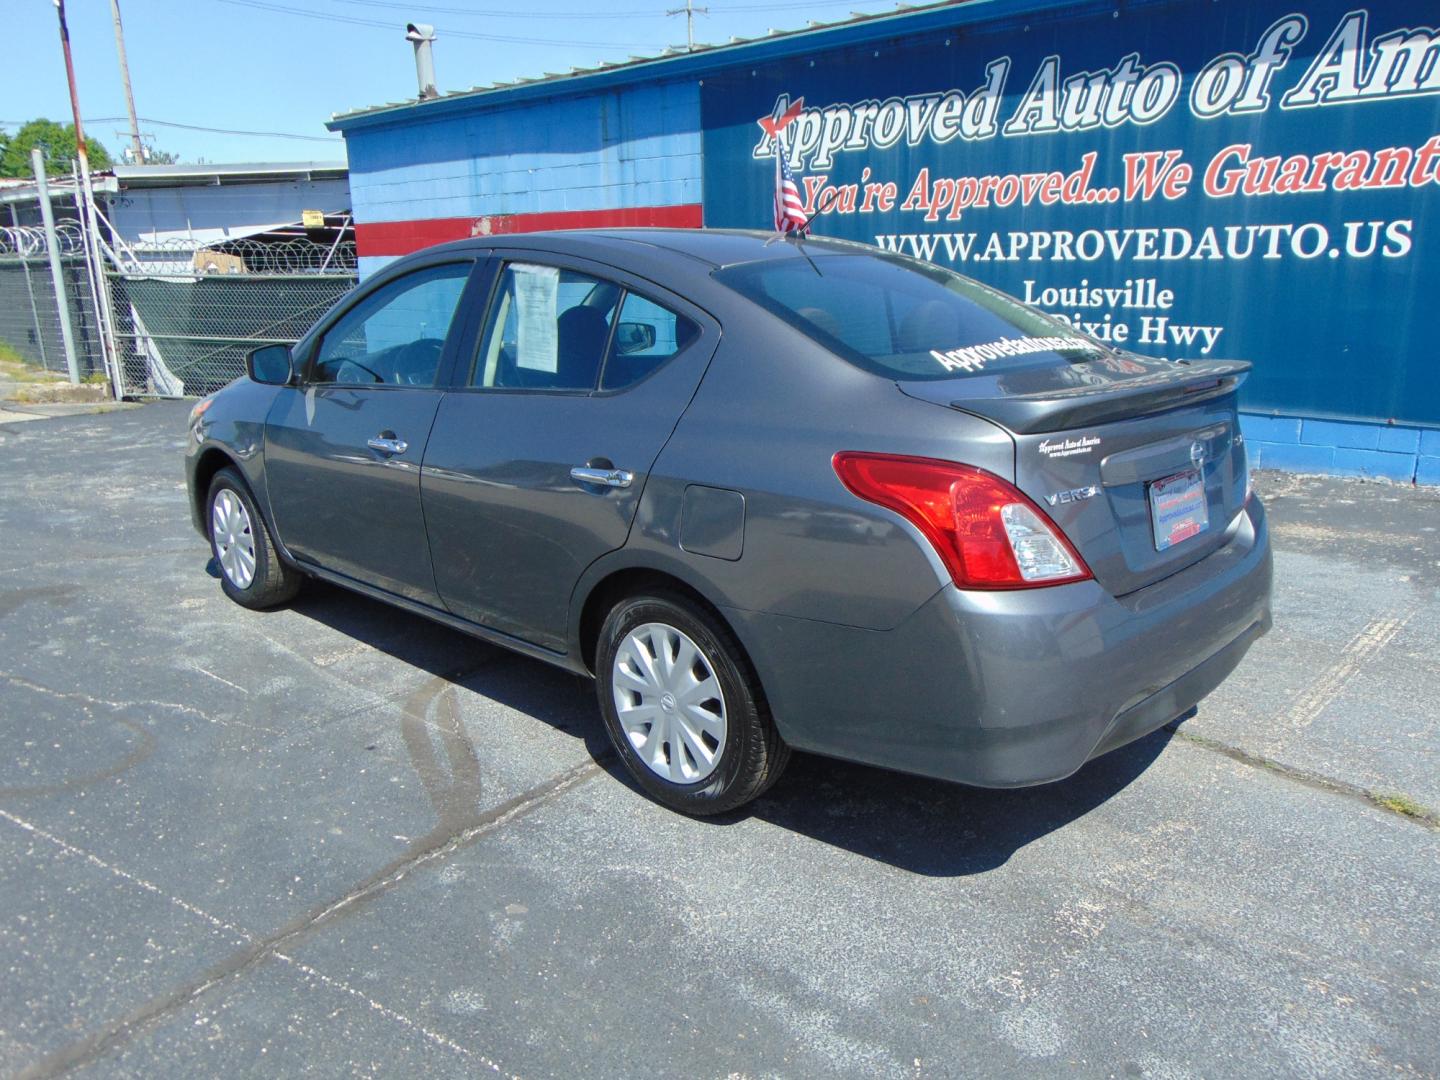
[595,591,789,815]
[207,468,301,610]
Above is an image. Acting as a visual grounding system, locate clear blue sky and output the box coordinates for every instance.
[3,0,912,165]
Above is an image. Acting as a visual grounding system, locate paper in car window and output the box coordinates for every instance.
[512,264,560,373]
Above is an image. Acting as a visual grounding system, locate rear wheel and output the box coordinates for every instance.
[207,468,301,609]
[596,591,789,815]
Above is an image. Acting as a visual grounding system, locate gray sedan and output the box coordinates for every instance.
[185,229,1272,814]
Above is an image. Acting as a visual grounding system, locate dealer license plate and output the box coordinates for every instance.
[1149,468,1209,551]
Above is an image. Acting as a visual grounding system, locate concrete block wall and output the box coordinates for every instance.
[344,79,703,278]
[1241,413,1439,486]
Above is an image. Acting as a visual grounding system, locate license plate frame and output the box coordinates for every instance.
[1148,467,1209,551]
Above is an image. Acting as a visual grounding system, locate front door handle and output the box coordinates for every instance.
[570,466,633,489]
[367,435,408,455]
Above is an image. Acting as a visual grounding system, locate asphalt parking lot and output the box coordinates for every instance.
[2,401,1437,1078]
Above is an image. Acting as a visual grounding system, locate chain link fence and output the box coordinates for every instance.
[3,214,358,398]
[106,236,358,397]
[0,221,105,381]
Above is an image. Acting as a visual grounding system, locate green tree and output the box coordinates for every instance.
[143,147,180,165]
[0,119,113,179]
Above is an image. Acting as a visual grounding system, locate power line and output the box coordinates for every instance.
[127,117,344,141]
[205,0,670,47]
[305,0,898,19]
[1,117,341,142]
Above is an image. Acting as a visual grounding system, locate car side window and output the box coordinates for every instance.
[471,264,620,391]
[311,263,470,387]
[600,293,699,391]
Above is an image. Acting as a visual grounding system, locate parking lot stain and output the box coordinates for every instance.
[400,676,485,835]
[0,585,78,620]
[1282,609,1416,730]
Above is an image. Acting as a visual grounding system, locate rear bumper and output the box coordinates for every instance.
[727,498,1272,788]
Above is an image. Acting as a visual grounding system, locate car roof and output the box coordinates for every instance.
[426,228,881,270]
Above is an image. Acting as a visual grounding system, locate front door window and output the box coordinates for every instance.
[311,263,471,387]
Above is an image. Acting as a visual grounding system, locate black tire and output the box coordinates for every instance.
[206,467,301,610]
[595,590,790,815]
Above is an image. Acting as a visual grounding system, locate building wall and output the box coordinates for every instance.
[335,0,1440,484]
[107,178,351,247]
[346,79,703,279]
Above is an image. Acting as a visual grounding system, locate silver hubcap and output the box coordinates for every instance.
[612,622,728,784]
[211,489,257,589]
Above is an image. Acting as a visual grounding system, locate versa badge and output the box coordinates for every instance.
[1044,485,1101,507]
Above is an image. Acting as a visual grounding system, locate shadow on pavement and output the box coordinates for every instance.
[282,576,1171,879]
[745,733,1171,876]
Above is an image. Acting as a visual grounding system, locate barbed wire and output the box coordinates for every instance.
[1,220,356,273]
[121,235,358,275]
[0,220,88,259]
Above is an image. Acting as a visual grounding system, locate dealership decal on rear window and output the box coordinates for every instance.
[930,334,1099,373]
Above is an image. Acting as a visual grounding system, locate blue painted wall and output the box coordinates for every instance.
[348,80,701,221]
[1242,412,1440,483]
[702,0,1440,436]
[337,0,1440,484]
[346,78,702,278]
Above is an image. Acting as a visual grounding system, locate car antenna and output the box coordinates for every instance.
[797,188,841,237]
[773,189,842,274]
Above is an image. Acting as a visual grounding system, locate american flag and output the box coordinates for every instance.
[773,140,808,234]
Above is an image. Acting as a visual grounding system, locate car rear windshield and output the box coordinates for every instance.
[713,252,1105,381]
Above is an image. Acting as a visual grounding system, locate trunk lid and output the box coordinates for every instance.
[900,354,1251,596]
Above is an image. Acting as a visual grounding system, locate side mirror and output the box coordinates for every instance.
[614,321,657,355]
[247,344,294,385]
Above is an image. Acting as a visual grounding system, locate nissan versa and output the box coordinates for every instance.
[185,229,1272,815]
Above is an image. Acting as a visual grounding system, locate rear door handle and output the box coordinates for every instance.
[367,435,408,455]
[570,466,633,489]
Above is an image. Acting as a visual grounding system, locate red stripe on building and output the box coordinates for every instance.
[355,203,704,258]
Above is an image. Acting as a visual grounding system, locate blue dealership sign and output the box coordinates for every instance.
[701,0,1440,425]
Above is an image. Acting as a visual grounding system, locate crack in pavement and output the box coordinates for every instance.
[0,671,282,738]
[1163,721,1440,830]
[2,805,511,1072]
[13,755,605,1079]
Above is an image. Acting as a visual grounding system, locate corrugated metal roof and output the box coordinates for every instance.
[0,162,348,206]
[110,162,348,187]
[328,0,1001,130]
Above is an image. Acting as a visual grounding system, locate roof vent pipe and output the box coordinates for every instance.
[406,23,438,100]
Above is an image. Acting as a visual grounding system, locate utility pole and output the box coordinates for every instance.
[666,0,708,51]
[109,0,146,163]
[54,0,124,398]
[54,0,92,179]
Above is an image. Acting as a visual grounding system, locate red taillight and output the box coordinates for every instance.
[832,452,1092,589]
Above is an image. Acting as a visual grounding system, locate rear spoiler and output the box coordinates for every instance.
[946,359,1251,434]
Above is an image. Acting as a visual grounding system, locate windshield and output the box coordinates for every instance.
[713,251,1107,381]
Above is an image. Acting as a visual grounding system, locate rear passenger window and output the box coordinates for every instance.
[472,264,620,391]
[601,293,699,391]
